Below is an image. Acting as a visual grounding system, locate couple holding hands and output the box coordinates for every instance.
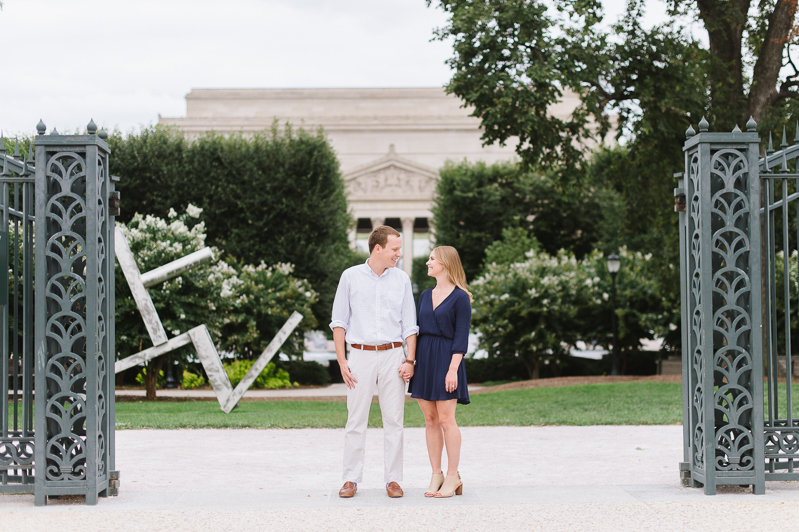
[330,225,471,499]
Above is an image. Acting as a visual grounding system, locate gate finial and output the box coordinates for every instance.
[746,116,757,132]
[686,124,696,138]
[733,124,741,133]
[36,120,45,135]
[98,128,107,140]
[87,119,97,135]
[0,132,4,154]
[699,116,709,132]
[794,121,799,143]
[768,132,775,154]
[12,139,19,159]
[782,126,788,148]
[50,128,58,136]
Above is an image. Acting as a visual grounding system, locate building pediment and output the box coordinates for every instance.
[343,145,439,201]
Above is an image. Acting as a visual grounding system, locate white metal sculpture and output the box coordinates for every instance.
[113,226,302,413]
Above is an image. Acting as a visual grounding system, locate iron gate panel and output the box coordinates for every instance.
[678,120,766,495]
[0,123,117,505]
[760,130,799,480]
[0,140,35,493]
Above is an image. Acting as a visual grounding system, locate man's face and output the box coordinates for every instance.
[374,234,402,270]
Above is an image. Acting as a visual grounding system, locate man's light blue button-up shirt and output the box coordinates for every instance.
[329,260,419,345]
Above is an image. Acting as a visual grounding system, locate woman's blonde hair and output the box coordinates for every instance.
[432,246,473,302]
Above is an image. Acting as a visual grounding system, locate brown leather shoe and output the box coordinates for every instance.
[339,481,357,498]
[386,481,403,498]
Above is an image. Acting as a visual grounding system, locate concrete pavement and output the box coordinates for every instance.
[3,425,798,531]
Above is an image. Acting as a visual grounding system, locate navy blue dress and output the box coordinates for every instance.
[408,287,471,405]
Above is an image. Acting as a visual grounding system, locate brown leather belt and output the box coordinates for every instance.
[350,342,403,351]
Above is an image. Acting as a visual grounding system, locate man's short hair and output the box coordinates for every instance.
[368,225,401,254]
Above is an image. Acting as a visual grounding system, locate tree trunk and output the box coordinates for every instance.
[747,0,798,123]
[696,0,751,128]
[533,357,540,380]
[144,355,166,401]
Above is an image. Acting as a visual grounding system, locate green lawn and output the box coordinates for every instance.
[114,381,684,429]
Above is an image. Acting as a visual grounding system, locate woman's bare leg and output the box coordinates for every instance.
[417,399,443,473]
[436,399,461,475]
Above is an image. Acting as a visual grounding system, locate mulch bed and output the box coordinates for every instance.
[470,374,681,394]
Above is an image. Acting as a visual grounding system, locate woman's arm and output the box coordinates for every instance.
[446,293,472,392]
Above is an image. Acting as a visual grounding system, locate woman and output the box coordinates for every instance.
[406,245,472,498]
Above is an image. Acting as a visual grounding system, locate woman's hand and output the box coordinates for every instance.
[399,361,414,383]
[445,369,458,393]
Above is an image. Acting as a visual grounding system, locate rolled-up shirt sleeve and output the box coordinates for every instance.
[329,271,351,332]
[400,277,419,340]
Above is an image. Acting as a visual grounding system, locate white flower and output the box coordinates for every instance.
[168,208,177,219]
[186,204,203,218]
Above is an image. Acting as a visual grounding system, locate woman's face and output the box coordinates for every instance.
[426,252,446,278]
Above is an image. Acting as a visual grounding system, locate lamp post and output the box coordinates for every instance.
[606,253,621,376]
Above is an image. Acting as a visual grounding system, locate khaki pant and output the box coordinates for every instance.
[342,346,406,484]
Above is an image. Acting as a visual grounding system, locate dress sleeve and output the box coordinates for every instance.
[451,292,471,355]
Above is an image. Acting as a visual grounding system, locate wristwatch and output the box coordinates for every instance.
[404,358,416,366]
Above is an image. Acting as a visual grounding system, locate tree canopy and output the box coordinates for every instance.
[428,0,798,167]
[431,160,606,280]
[109,124,354,325]
[428,0,798,333]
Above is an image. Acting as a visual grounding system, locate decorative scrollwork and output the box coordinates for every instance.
[43,151,88,481]
[0,438,34,468]
[95,153,107,477]
[688,151,705,470]
[709,148,755,472]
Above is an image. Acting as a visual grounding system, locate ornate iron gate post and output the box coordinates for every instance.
[33,121,117,505]
[679,118,766,495]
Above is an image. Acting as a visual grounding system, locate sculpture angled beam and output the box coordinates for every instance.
[112,226,302,412]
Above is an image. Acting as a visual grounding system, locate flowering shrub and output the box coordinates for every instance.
[115,206,317,395]
[472,246,667,378]
[472,249,589,379]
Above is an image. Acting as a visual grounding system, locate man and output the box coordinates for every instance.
[330,225,418,498]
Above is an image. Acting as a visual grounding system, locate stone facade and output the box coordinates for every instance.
[159,87,582,277]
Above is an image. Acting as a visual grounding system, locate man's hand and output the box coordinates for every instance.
[399,361,414,383]
[341,362,358,389]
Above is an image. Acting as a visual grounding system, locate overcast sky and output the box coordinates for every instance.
[0,0,670,137]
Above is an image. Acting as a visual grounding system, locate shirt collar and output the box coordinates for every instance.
[365,258,392,278]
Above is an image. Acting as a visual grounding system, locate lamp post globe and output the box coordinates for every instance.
[606,253,621,376]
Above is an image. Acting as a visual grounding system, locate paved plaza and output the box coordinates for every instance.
[3,425,799,531]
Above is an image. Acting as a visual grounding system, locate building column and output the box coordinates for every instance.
[370,217,385,230]
[348,224,357,248]
[401,217,414,278]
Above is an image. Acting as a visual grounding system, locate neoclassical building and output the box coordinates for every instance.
[159,87,582,276]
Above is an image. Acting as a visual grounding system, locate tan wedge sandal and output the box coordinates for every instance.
[434,472,462,498]
[425,472,445,497]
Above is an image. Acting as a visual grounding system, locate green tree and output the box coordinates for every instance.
[430,0,795,345]
[109,123,353,325]
[428,0,796,164]
[432,160,604,280]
